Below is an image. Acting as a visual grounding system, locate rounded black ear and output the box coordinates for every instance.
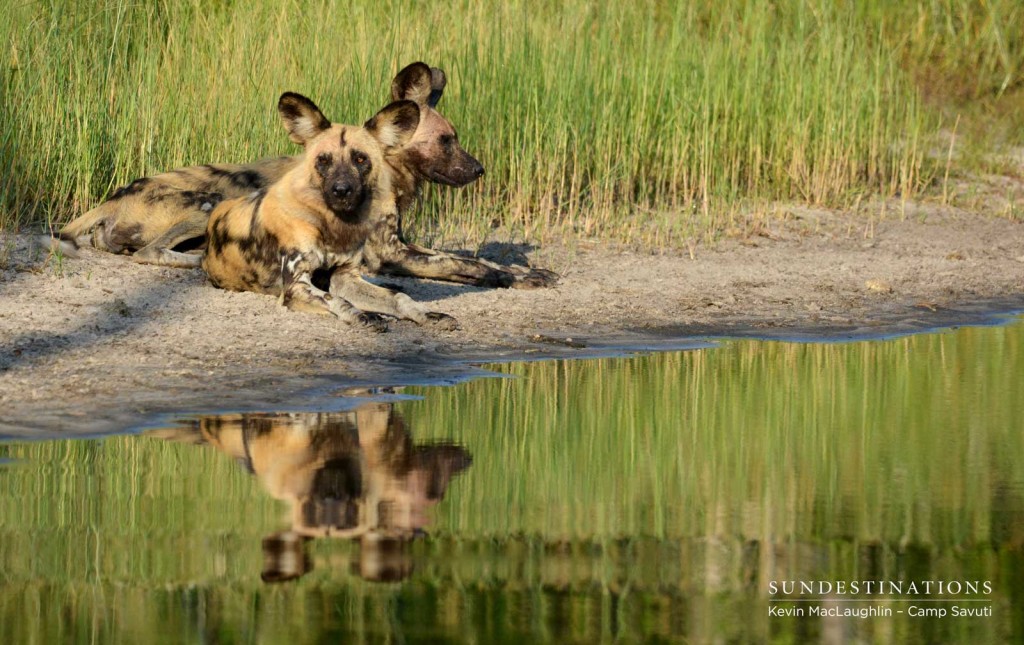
[364,100,421,149]
[427,67,447,108]
[390,62,433,105]
[278,92,332,146]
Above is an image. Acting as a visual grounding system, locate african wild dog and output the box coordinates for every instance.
[54,157,295,267]
[360,63,557,289]
[202,92,455,331]
[148,399,472,583]
[56,62,557,288]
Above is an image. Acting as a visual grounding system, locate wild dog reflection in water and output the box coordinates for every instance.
[149,401,471,583]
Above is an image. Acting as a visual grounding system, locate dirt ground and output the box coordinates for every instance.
[1,201,1022,439]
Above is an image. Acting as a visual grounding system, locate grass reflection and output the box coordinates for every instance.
[405,323,1024,549]
[0,321,1021,642]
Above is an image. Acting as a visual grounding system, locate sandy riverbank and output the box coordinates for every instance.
[1,203,1021,438]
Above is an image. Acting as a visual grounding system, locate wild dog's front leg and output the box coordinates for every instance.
[404,242,560,289]
[363,216,558,289]
[280,251,388,332]
[328,269,458,330]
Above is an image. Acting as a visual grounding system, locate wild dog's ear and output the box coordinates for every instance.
[391,62,434,106]
[427,67,447,107]
[278,92,332,146]
[364,100,421,149]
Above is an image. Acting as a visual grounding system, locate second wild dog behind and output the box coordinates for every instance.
[202,93,456,331]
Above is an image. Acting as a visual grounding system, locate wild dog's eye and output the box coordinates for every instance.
[352,151,368,165]
[439,134,455,147]
[315,153,332,171]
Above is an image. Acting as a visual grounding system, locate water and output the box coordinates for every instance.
[1,319,1022,643]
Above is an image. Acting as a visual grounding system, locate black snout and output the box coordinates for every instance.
[332,181,353,198]
[472,161,485,178]
[322,167,366,221]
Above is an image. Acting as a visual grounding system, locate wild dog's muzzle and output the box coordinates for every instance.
[429,149,484,187]
[322,165,367,219]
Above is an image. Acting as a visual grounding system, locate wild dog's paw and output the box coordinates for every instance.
[479,264,559,289]
[510,267,560,289]
[474,269,516,289]
[356,311,390,333]
[425,311,459,331]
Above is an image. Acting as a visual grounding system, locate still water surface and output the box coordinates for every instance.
[1,319,1022,643]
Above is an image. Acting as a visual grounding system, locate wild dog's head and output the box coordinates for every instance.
[390,62,484,187]
[278,92,420,221]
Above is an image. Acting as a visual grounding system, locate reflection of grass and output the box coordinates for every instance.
[0,437,279,579]
[0,323,1021,642]
[402,323,1024,550]
[3,1,1022,246]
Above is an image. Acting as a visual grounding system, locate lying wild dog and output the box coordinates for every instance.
[360,64,557,289]
[56,62,557,289]
[203,93,455,331]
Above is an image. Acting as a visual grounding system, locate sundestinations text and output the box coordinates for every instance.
[769,580,992,596]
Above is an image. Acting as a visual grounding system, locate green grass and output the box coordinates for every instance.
[2,1,1022,248]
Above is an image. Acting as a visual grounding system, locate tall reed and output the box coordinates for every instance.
[2,1,1021,247]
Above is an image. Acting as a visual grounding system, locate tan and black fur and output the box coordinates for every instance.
[148,399,472,583]
[203,93,454,331]
[55,157,296,267]
[57,63,557,288]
